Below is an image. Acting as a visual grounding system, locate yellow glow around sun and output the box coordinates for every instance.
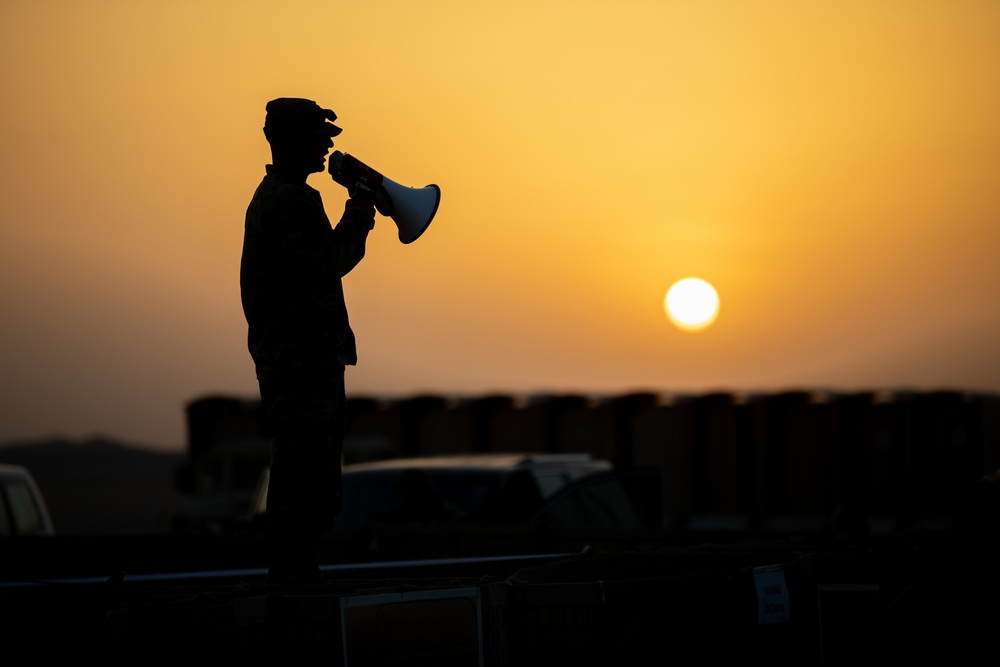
[665,278,720,332]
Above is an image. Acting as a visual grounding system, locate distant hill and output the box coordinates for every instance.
[0,438,189,535]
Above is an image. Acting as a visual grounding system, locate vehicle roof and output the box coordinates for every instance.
[0,464,34,478]
[343,453,607,473]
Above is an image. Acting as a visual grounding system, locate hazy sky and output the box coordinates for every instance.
[2,1,999,450]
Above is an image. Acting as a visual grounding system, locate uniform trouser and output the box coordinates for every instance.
[258,368,346,571]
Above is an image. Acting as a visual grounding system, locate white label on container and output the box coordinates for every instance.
[754,565,791,625]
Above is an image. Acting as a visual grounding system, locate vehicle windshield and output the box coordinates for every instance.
[337,469,506,530]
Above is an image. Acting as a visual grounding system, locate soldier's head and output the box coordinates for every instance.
[263,98,342,177]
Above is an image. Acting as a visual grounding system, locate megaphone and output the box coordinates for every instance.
[328,151,440,244]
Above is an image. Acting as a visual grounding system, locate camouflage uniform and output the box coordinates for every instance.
[241,162,375,579]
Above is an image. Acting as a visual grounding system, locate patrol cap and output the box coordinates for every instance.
[263,97,342,140]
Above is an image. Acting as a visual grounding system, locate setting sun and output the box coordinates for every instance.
[3,3,1000,448]
[665,278,719,332]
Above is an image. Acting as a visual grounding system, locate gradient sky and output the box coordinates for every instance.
[2,1,999,450]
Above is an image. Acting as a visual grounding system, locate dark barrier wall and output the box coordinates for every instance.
[182,388,1000,531]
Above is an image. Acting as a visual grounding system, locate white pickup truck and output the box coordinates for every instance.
[0,464,55,536]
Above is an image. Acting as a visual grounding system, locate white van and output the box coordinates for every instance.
[0,464,55,536]
[246,453,614,530]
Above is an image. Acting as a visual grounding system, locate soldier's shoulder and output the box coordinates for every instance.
[254,174,310,203]
[249,176,313,221]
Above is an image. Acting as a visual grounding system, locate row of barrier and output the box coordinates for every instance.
[184,388,1000,532]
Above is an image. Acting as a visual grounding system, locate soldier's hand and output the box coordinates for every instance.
[345,193,376,225]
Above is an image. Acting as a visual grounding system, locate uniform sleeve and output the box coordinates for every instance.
[274,188,375,280]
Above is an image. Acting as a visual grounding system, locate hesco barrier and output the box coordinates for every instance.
[179,389,1000,537]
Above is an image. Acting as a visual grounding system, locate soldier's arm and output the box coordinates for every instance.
[276,191,375,279]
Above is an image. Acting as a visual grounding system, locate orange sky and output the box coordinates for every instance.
[2,1,999,450]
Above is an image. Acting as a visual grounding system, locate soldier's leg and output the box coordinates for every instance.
[260,370,345,583]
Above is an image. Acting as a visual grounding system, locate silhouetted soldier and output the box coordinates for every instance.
[241,97,375,585]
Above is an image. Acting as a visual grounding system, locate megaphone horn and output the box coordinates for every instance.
[328,151,440,244]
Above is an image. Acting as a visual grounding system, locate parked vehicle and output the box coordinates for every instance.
[528,467,664,529]
[245,453,615,531]
[0,464,55,536]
